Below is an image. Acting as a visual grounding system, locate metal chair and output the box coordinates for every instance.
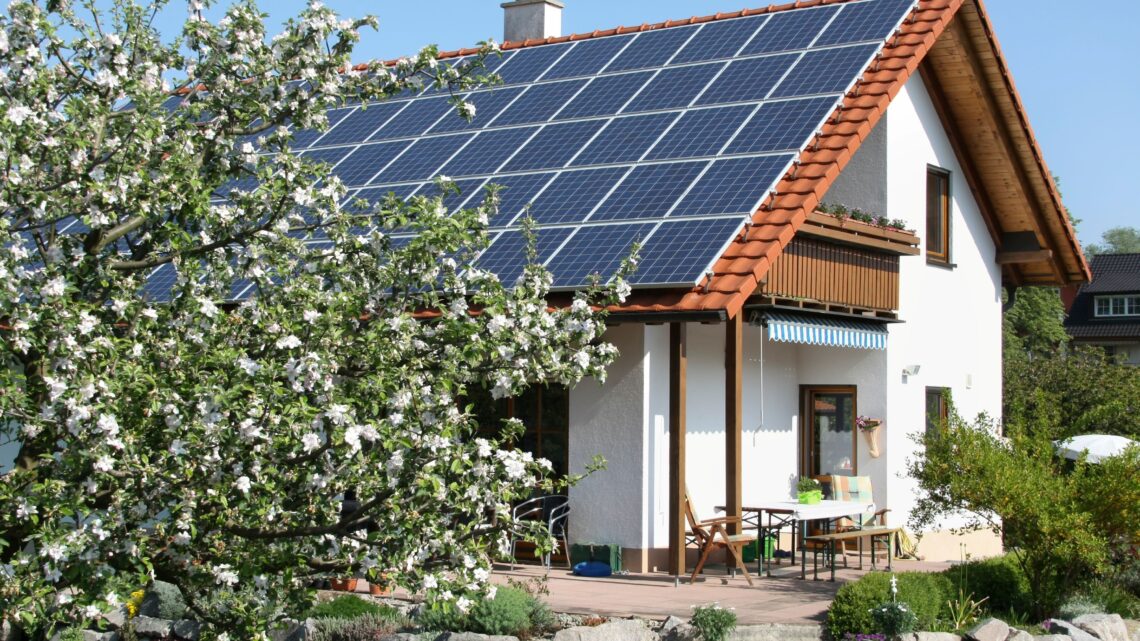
[509,495,569,569]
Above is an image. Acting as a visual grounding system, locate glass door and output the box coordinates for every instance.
[801,387,857,478]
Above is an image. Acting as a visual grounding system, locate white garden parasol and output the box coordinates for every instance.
[1053,434,1138,463]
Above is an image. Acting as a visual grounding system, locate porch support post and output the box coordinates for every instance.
[668,322,688,577]
[725,312,743,535]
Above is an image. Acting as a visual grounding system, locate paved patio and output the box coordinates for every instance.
[492,557,952,625]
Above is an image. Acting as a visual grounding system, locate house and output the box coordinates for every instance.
[265,0,1089,571]
[1063,254,1140,365]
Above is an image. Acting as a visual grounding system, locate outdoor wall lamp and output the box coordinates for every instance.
[902,364,921,377]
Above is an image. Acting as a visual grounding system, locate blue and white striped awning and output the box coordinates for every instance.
[761,312,888,350]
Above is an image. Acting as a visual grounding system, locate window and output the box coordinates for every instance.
[468,384,569,476]
[925,387,950,435]
[926,167,951,264]
[800,387,857,477]
[1094,295,1140,317]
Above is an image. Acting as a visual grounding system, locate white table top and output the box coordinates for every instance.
[738,499,876,521]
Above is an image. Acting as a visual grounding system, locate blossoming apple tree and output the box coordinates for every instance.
[0,0,630,637]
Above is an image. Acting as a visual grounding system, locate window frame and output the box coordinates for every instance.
[925,166,952,266]
[1094,294,1140,318]
[925,387,950,436]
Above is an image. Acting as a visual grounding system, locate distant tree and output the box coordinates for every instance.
[1085,226,1140,256]
[1003,287,1069,357]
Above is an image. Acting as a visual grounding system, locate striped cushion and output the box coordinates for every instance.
[829,475,875,528]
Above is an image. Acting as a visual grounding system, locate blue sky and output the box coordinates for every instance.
[148,1,1139,248]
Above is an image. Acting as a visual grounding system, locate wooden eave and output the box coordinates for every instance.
[918,0,1090,287]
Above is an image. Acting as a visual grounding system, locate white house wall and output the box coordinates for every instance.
[881,74,1004,559]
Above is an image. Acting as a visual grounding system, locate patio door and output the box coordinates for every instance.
[801,386,857,479]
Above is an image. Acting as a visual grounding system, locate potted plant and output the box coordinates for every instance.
[797,477,823,504]
[856,415,883,458]
[368,573,394,596]
[329,577,358,592]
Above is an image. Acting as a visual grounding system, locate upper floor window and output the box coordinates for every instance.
[1095,295,1140,317]
[925,387,950,436]
[926,167,951,265]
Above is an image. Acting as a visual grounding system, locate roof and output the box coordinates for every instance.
[214,0,1085,319]
[1082,254,1140,294]
[1065,253,1140,341]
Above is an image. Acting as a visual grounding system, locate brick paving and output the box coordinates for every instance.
[492,557,952,625]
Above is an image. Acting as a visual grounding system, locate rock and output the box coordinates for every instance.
[1074,614,1130,641]
[1007,630,1034,641]
[272,619,318,641]
[968,618,1011,641]
[663,622,698,641]
[553,619,656,641]
[131,616,173,638]
[49,632,118,641]
[103,607,129,630]
[139,581,187,621]
[434,633,519,641]
[660,616,685,633]
[379,635,417,641]
[1032,636,1075,641]
[0,620,24,641]
[1050,620,1101,641]
[900,633,962,641]
[172,619,201,641]
[726,624,822,641]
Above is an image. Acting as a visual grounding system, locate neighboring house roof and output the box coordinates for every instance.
[1065,253,1140,342]
[268,0,1085,320]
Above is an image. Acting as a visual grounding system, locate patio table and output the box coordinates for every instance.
[717,500,876,579]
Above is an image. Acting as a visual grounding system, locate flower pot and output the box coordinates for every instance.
[862,425,882,458]
[330,578,358,592]
[368,581,392,596]
[797,490,822,505]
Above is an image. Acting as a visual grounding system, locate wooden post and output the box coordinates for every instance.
[668,322,687,577]
[725,313,743,535]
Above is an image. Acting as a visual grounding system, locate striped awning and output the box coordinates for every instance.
[760,312,888,350]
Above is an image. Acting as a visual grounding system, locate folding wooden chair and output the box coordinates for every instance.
[685,491,756,586]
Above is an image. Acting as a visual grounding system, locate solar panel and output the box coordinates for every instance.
[622,63,723,113]
[590,162,707,222]
[332,141,410,186]
[605,26,698,72]
[740,5,840,55]
[769,44,879,98]
[497,43,570,85]
[525,167,629,224]
[491,80,588,126]
[815,0,914,47]
[188,0,918,298]
[293,107,355,148]
[695,53,798,106]
[644,104,755,160]
[672,15,769,64]
[556,72,653,119]
[439,126,539,177]
[571,112,679,166]
[428,87,527,133]
[632,217,743,285]
[372,134,474,183]
[501,120,607,172]
[674,154,793,216]
[314,103,404,147]
[475,227,575,285]
[547,222,656,288]
[543,36,630,80]
[724,96,837,154]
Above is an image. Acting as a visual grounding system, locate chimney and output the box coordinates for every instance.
[501,0,563,42]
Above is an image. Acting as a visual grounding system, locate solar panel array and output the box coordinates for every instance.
[170,0,916,300]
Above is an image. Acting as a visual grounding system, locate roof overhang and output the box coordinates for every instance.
[915,0,1089,287]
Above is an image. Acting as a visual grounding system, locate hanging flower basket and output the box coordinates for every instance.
[857,416,883,458]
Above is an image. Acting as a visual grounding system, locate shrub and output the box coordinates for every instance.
[870,601,917,639]
[942,553,1031,614]
[418,586,549,638]
[139,580,187,620]
[826,572,952,639]
[309,613,406,641]
[691,603,737,641]
[1058,594,1102,620]
[308,595,389,621]
[1067,580,1140,619]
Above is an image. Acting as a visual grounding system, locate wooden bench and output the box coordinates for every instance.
[804,526,900,581]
